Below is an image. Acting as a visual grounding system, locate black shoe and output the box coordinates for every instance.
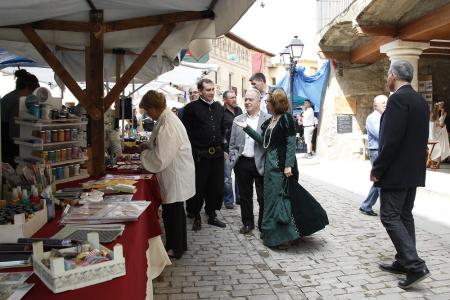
[186,211,195,219]
[235,201,240,206]
[192,216,201,231]
[379,261,408,274]
[399,268,430,289]
[239,225,254,234]
[359,207,378,216]
[260,232,265,239]
[208,217,226,228]
[225,204,234,209]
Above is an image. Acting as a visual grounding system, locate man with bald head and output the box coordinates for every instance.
[359,94,388,216]
[229,88,270,235]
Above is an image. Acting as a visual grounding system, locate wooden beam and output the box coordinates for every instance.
[399,3,450,41]
[104,23,176,109]
[2,20,92,32]
[318,51,350,61]
[430,41,450,48]
[105,10,213,32]
[421,53,450,59]
[20,24,102,120]
[86,10,105,176]
[350,36,394,64]
[354,25,397,37]
[424,48,450,54]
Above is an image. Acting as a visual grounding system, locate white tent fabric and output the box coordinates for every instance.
[156,62,218,86]
[0,0,253,83]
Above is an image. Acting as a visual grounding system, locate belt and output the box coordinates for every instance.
[304,125,315,127]
[240,156,255,160]
[195,146,222,155]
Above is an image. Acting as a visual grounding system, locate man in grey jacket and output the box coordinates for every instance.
[229,88,271,234]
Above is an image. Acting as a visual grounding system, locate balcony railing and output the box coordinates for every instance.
[317,0,356,32]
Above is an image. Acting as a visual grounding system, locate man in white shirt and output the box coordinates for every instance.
[229,89,271,234]
[300,99,315,158]
[250,73,269,114]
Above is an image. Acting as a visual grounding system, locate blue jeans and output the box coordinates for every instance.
[224,157,240,205]
[361,149,380,212]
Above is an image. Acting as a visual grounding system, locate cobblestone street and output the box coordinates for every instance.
[154,159,450,300]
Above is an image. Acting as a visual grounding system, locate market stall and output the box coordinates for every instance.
[0,0,254,176]
[0,173,170,299]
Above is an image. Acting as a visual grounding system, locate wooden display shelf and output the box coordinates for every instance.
[14,139,79,148]
[55,173,89,185]
[15,119,87,128]
[15,157,88,166]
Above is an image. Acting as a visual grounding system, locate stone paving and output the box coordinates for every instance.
[153,159,450,300]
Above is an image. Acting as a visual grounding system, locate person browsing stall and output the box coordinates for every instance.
[1,69,39,166]
[139,90,195,259]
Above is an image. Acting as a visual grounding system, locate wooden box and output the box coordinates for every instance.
[32,233,126,293]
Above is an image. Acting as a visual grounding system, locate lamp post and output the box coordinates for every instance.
[280,36,304,114]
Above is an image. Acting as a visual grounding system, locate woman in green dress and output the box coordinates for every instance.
[234,89,328,248]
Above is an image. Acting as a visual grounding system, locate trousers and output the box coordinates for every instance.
[234,156,264,229]
[380,187,426,272]
[191,156,224,219]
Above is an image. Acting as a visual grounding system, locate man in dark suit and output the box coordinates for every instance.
[371,60,430,289]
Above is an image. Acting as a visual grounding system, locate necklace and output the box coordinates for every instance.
[263,115,280,149]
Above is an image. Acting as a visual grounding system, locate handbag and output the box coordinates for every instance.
[274,178,292,224]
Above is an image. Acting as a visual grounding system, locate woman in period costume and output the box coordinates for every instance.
[235,88,328,248]
[139,90,195,259]
[429,101,450,169]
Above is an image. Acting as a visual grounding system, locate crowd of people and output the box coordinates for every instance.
[138,75,329,256]
[1,61,444,290]
[138,61,438,289]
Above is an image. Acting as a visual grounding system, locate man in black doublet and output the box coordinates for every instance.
[182,78,226,231]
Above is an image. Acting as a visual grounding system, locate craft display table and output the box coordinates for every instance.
[1,174,170,300]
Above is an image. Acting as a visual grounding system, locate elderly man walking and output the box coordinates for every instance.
[359,94,387,216]
[371,60,430,289]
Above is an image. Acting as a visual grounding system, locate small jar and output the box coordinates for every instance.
[74,164,80,176]
[60,148,66,161]
[48,150,55,163]
[45,130,52,143]
[71,146,79,159]
[51,130,58,142]
[41,150,48,162]
[58,129,65,142]
[39,131,46,143]
[64,129,71,141]
[63,166,70,179]
[55,150,61,162]
[71,128,78,141]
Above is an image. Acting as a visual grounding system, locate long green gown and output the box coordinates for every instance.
[244,112,300,247]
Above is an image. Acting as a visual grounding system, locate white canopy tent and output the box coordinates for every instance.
[0,0,252,83]
[0,0,254,175]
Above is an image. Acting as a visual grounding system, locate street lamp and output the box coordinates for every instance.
[280,36,304,113]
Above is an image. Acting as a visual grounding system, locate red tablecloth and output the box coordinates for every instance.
[1,175,162,300]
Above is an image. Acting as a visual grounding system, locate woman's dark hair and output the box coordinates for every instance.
[14,69,39,91]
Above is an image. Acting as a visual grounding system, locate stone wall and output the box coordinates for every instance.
[316,59,389,160]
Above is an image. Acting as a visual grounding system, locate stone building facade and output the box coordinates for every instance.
[204,33,274,107]
[316,0,450,160]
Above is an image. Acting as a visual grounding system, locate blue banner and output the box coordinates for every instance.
[276,60,330,113]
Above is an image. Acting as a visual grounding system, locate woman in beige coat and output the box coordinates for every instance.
[140,90,195,259]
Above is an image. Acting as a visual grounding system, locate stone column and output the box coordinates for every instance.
[380,40,429,91]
